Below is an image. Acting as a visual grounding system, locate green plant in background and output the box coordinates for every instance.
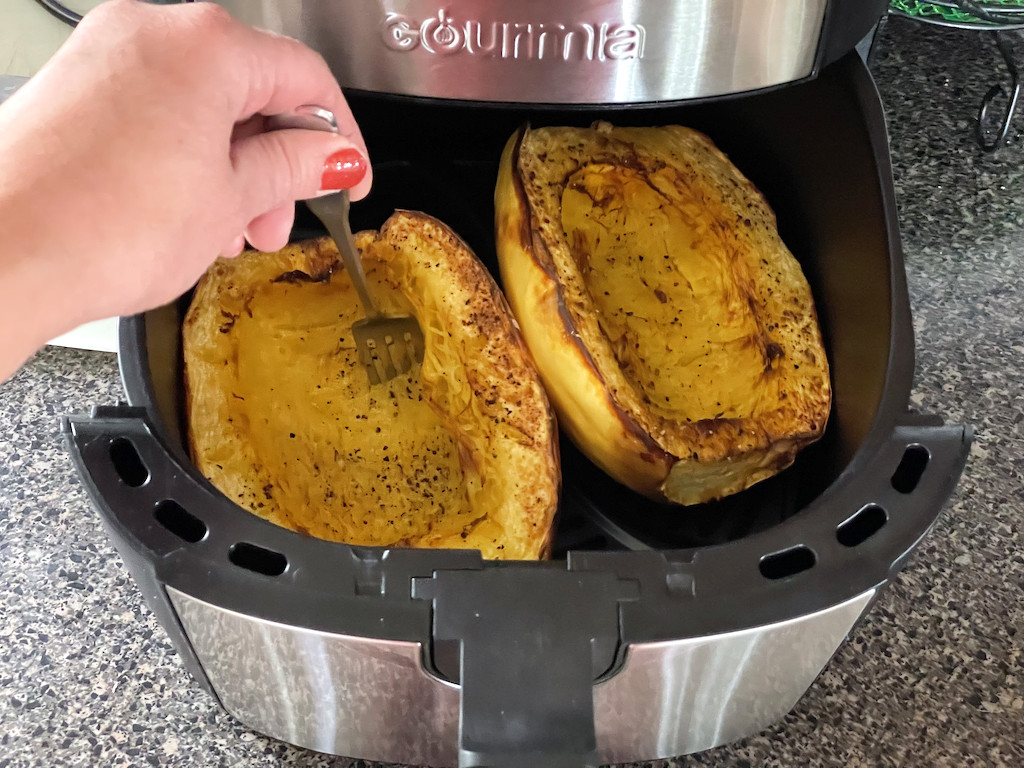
[890,0,1024,27]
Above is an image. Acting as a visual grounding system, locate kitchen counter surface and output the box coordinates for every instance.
[1,15,1023,768]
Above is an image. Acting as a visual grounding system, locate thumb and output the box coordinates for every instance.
[230,128,372,219]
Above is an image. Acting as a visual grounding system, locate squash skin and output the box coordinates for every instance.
[184,211,559,559]
[495,123,831,505]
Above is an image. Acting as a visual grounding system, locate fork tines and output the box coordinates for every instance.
[352,317,425,386]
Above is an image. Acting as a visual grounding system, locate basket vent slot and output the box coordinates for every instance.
[350,547,387,596]
[229,542,287,576]
[891,444,930,494]
[109,437,149,488]
[837,504,888,548]
[154,500,207,544]
[759,545,816,580]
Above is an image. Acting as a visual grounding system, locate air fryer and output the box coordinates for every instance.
[63,3,971,767]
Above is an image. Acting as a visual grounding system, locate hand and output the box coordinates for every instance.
[0,0,372,378]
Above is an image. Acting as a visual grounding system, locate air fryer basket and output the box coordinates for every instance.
[65,52,971,768]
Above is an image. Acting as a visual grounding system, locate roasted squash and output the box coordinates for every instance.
[495,122,831,505]
[184,211,559,559]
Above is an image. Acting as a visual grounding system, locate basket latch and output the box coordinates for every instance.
[413,566,637,768]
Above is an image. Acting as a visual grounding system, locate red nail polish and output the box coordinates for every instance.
[321,148,367,190]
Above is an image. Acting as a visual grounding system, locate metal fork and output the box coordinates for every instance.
[266,106,425,384]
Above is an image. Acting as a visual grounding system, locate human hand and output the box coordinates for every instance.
[0,0,371,375]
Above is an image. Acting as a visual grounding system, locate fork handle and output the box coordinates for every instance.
[264,106,381,319]
[309,190,381,320]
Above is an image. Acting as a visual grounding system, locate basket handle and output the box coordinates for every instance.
[413,567,637,768]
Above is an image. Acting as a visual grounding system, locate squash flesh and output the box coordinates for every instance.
[185,212,559,559]
[562,163,774,423]
[215,267,481,546]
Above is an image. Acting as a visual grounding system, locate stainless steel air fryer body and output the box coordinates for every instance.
[210,0,888,104]
[165,586,875,764]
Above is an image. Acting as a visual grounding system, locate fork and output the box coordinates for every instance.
[266,106,425,385]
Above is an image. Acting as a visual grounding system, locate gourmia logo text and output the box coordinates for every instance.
[383,9,646,61]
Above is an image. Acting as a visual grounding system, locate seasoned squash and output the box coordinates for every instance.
[495,122,831,505]
[184,211,559,559]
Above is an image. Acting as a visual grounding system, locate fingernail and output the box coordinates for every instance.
[321,148,367,191]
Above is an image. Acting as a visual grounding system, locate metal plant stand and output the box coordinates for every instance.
[890,1,1024,151]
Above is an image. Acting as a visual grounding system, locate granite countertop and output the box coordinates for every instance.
[1,16,1023,768]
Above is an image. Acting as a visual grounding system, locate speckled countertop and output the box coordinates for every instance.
[1,15,1023,768]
